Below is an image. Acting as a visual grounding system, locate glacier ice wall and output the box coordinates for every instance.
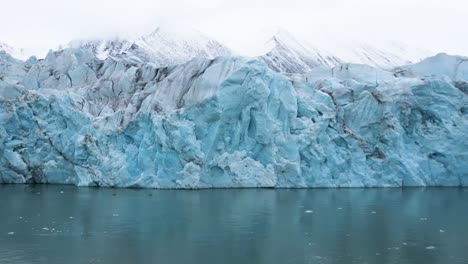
[0,49,467,188]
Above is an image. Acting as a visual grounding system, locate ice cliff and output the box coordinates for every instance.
[0,49,467,188]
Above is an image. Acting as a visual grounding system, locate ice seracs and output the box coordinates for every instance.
[394,53,468,81]
[0,48,466,188]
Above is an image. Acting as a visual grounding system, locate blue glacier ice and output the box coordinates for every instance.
[0,49,467,188]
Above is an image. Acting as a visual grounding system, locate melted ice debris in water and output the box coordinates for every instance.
[425,246,436,250]
[113,214,119,217]
[420,218,428,221]
[7,232,14,235]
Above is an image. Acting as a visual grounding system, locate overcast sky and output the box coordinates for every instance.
[1,0,467,57]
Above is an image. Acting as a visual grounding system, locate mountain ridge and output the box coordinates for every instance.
[0,27,458,73]
[257,28,435,73]
[68,26,232,67]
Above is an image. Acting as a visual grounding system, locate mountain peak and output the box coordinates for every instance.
[0,42,27,60]
[258,29,343,73]
[70,26,232,65]
[257,30,435,73]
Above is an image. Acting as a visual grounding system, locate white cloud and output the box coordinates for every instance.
[1,0,467,57]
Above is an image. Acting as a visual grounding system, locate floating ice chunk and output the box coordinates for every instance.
[425,246,436,250]
[7,232,14,235]
[420,218,428,221]
[371,211,377,214]
[304,210,314,214]
[42,227,49,231]
[69,216,74,219]
[60,191,64,194]
[337,208,343,210]
[113,214,119,217]
[439,230,445,233]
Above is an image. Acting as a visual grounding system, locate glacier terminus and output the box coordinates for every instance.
[0,30,467,188]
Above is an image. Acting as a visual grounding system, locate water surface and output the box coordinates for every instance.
[1,185,467,264]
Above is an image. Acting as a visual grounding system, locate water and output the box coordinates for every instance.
[0,185,467,264]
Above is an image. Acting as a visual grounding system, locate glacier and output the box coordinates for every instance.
[0,48,467,188]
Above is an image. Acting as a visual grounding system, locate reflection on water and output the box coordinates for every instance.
[0,185,467,264]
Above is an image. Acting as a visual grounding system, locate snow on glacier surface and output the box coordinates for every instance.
[0,48,467,188]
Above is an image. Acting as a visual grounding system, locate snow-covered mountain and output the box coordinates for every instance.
[0,27,444,74]
[69,37,132,60]
[0,42,26,60]
[258,29,434,73]
[69,27,232,66]
[258,30,342,73]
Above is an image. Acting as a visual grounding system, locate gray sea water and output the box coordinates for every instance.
[0,185,467,264]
